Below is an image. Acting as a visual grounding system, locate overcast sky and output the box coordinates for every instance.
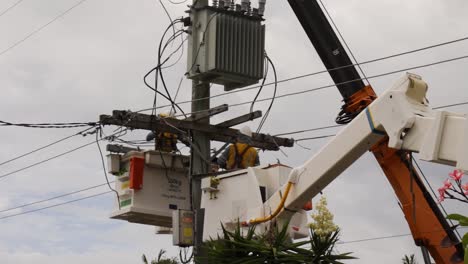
[0,0,467,263]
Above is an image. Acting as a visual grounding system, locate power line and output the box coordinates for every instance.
[0,181,114,214]
[138,52,468,115]
[274,124,343,137]
[0,120,97,128]
[0,99,465,216]
[285,100,468,142]
[412,157,462,240]
[1,97,467,221]
[317,0,370,85]
[295,134,336,142]
[228,54,468,109]
[0,140,96,180]
[0,127,130,181]
[0,0,89,58]
[0,126,95,168]
[0,0,24,18]
[137,36,468,113]
[95,128,120,209]
[0,191,112,220]
[338,227,467,245]
[434,101,468,110]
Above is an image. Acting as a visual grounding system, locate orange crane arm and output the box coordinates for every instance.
[288,1,464,262]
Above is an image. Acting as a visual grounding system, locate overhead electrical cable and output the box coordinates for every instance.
[0,0,89,57]
[0,126,96,167]
[290,100,468,142]
[158,0,177,37]
[96,128,120,209]
[144,54,468,119]
[317,0,370,85]
[256,54,277,133]
[274,124,343,137]
[0,0,25,18]
[0,140,97,180]
[0,191,112,220]
[144,19,187,116]
[167,0,188,4]
[226,54,468,109]
[295,134,336,142]
[250,52,269,113]
[0,120,97,128]
[412,157,463,239]
[138,51,468,114]
[0,128,128,181]
[2,97,467,217]
[337,227,468,245]
[0,182,114,214]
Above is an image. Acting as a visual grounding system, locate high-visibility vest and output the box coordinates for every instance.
[156,132,178,152]
[226,143,258,170]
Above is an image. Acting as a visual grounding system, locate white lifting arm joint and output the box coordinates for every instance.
[370,73,468,172]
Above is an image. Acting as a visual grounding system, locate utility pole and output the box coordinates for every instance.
[101,0,277,258]
[190,0,210,256]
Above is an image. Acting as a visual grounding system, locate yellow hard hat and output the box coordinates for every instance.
[158,112,170,118]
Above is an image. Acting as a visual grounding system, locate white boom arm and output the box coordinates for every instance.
[246,73,468,224]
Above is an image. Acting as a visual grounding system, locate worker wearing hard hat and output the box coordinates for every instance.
[217,126,260,170]
[146,112,178,153]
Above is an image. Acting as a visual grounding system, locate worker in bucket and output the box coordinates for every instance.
[217,126,260,170]
[146,112,178,153]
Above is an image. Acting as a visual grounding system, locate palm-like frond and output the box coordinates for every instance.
[196,223,356,264]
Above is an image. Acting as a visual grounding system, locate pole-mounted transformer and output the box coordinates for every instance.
[186,1,266,91]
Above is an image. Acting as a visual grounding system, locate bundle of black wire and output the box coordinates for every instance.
[143,18,187,118]
[250,53,278,134]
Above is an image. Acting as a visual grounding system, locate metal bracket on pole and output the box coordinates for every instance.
[185,104,229,122]
[99,110,294,150]
[216,110,262,128]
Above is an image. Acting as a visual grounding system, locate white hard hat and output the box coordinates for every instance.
[239,126,253,137]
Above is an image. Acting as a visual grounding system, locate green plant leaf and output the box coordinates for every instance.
[462,233,468,251]
[446,214,468,226]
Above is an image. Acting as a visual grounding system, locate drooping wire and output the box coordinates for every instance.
[158,0,177,38]
[168,0,189,4]
[144,18,187,117]
[256,55,277,133]
[186,13,220,74]
[96,127,121,209]
[179,247,193,264]
[250,51,269,113]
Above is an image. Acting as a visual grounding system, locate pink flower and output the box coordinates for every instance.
[443,179,452,189]
[449,169,464,181]
[438,187,447,202]
[464,190,468,195]
[462,183,468,191]
[438,187,446,197]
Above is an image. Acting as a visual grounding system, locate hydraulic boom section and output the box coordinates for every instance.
[240,74,466,262]
[288,0,464,262]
